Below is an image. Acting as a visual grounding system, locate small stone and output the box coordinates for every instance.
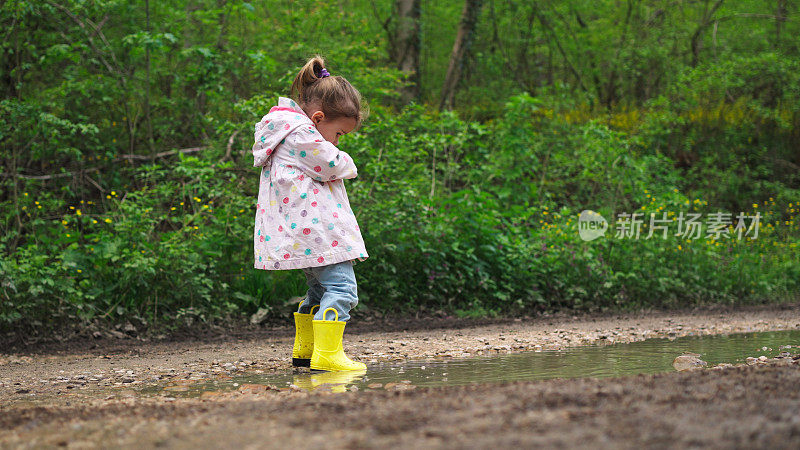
[238,383,268,394]
[250,308,271,325]
[673,355,707,371]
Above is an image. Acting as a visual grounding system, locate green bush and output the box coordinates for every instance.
[2,98,798,335]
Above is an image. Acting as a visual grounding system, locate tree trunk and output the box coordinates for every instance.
[690,0,725,67]
[145,0,155,154]
[602,0,635,108]
[439,0,483,111]
[392,0,421,103]
[775,0,786,48]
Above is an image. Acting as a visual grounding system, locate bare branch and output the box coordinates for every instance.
[119,147,206,160]
[45,1,127,85]
[91,14,110,37]
[2,147,207,180]
[713,13,789,23]
[370,0,394,35]
[2,168,98,180]
[218,130,242,164]
[83,174,107,192]
[534,5,590,95]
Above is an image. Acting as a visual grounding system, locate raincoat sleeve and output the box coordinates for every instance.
[252,119,275,167]
[291,126,358,182]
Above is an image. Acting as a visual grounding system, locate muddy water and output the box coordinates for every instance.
[146,330,800,395]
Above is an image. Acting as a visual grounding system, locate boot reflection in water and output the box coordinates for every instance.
[292,369,367,393]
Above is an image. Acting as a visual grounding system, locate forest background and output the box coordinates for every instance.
[1,0,798,339]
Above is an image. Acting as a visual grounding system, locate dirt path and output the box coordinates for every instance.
[1,362,799,448]
[1,304,799,448]
[1,304,799,405]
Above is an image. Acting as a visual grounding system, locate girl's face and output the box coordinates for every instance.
[309,110,357,146]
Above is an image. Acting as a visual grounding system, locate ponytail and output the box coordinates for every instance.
[290,55,366,128]
[290,55,327,103]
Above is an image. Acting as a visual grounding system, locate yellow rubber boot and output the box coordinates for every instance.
[310,308,367,372]
[292,304,319,367]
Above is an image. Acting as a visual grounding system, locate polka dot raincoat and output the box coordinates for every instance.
[252,97,368,270]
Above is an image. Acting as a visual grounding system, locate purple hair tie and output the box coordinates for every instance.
[318,68,330,78]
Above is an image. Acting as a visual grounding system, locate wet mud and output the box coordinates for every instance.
[1,304,799,448]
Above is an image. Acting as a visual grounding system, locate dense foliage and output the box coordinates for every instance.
[2,0,798,337]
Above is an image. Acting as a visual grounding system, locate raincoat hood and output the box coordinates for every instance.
[252,97,311,167]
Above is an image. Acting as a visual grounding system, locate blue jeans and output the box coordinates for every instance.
[297,261,358,322]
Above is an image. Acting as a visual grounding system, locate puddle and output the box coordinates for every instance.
[145,330,800,396]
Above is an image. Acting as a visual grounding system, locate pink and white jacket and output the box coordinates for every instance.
[252,97,368,270]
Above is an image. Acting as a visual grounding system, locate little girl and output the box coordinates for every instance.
[252,56,367,372]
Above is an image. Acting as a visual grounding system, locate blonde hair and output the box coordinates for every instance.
[290,55,366,128]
